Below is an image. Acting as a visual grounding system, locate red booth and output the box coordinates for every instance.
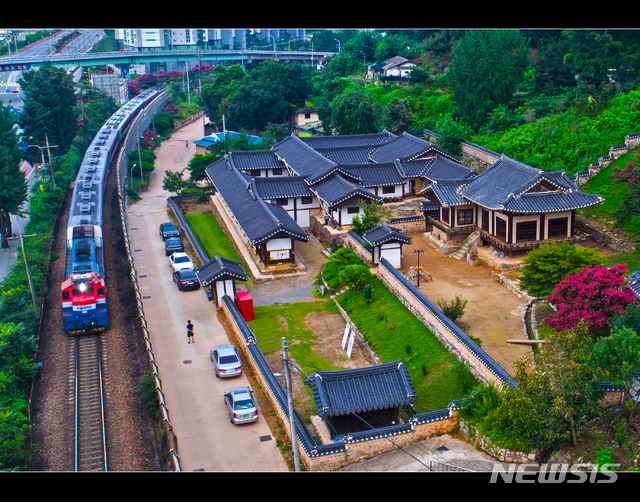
[235,291,254,321]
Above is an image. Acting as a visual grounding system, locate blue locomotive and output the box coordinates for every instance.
[61,89,159,334]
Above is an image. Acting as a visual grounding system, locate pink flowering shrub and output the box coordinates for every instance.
[544,264,637,335]
[611,162,638,183]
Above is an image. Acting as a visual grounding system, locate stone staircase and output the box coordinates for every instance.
[452,230,481,260]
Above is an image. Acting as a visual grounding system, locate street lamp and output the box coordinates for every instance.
[413,249,424,288]
[130,163,137,189]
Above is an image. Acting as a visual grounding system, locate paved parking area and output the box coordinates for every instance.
[126,120,288,472]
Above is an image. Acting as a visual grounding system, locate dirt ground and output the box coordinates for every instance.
[400,233,533,376]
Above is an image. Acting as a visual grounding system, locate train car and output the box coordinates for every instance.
[61,88,160,335]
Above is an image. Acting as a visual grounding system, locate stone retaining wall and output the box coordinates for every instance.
[376,262,513,389]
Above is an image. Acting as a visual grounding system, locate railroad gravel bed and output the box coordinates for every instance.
[30,158,169,471]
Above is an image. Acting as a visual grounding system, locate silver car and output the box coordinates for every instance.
[211,344,242,378]
[223,386,258,425]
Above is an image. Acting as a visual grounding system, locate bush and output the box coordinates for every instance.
[438,295,468,322]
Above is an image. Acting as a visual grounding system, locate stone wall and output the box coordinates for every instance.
[376,261,514,389]
[574,219,636,253]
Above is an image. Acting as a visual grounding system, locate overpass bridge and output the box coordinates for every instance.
[0,48,336,75]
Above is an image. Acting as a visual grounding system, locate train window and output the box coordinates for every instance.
[97,288,104,296]
[62,291,70,301]
[72,289,81,296]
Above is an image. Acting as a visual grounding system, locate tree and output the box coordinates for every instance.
[338,263,373,291]
[330,87,381,136]
[563,30,623,93]
[544,264,637,336]
[162,169,192,196]
[434,113,467,156]
[17,62,78,155]
[489,324,603,455]
[447,30,529,129]
[519,241,604,298]
[0,107,28,247]
[350,200,393,236]
[591,327,640,419]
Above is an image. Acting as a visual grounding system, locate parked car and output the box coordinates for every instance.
[159,222,180,240]
[164,237,184,256]
[172,269,200,291]
[211,345,242,378]
[223,386,259,425]
[169,252,194,273]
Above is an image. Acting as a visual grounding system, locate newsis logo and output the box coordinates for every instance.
[490,463,619,484]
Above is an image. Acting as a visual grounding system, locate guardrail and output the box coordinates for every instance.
[114,89,183,472]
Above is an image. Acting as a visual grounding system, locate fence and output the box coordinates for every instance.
[114,89,184,472]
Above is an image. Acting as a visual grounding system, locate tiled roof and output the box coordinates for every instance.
[299,131,395,149]
[250,176,313,199]
[340,163,404,187]
[459,154,604,212]
[314,144,378,164]
[227,150,286,172]
[195,253,248,287]
[304,360,417,418]
[362,222,413,247]
[369,132,436,163]
[271,135,336,178]
[205,158,309,246]
[500,190,605,214]
[629,272,640,299]
[420,180,470,207]
[311,174,382,207]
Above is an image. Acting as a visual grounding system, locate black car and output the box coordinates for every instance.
[159,222,180,240]
[173,269,200,291]
[164,237,184,256]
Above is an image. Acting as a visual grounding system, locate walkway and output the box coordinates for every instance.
[126,119,288,472]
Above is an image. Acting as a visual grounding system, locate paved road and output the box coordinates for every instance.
[126,119,288,472]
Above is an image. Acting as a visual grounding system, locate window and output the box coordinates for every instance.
[62,291,70,301]
[347,207,360,214]
[382,186,395,194]
[548,217,568,238]
[272,168,283,176]
[457,209,474,225]
[249,169,261,177]
[441,207,450,225]
[516,221,537,242]
[275,198,288,206]
[301,196,313,205]
[495,217,507,240]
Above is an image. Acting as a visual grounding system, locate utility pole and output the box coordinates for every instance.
[282,337,301,471]
[7,233,40,319]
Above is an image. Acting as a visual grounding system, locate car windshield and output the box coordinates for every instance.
[164,224,177,231]
[234,398,254,410]
[174,256,190,263]
[167,238,181,245]
[219,355,238,364]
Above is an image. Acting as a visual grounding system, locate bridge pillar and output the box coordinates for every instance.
[115,64,130,80]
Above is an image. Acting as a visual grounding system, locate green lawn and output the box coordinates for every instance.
[336,276,478,413]
[184,211,250,271]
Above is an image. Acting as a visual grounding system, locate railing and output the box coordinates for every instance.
[114,89,183,472]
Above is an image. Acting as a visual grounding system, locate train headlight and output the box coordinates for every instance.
[80,283,86,293]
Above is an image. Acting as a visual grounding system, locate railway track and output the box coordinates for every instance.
[71,333,108,471]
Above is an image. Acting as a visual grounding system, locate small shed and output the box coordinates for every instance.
[195,253,248,308]
[304,360,417,440]
[361,222,412,268]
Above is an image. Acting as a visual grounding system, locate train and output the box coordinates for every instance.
[61,88,160,335]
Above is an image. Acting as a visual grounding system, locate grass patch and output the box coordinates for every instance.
[250,300,342,372]
[184,212,256,287]
[580,149,640,239]
[337,276,479,413]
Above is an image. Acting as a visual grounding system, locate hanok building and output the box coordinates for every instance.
[205,157,309,269]
[195,253,248,308]
[304,361,417,440]
[361,222,412,268]
[421,154,605,252]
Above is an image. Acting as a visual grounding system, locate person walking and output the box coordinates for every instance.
[186,319,194,343]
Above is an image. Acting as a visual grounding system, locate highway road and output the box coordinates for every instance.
[125,118,288,472]
[1,29,104,110]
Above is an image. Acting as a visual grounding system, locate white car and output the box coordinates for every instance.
[169,252,194,273]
